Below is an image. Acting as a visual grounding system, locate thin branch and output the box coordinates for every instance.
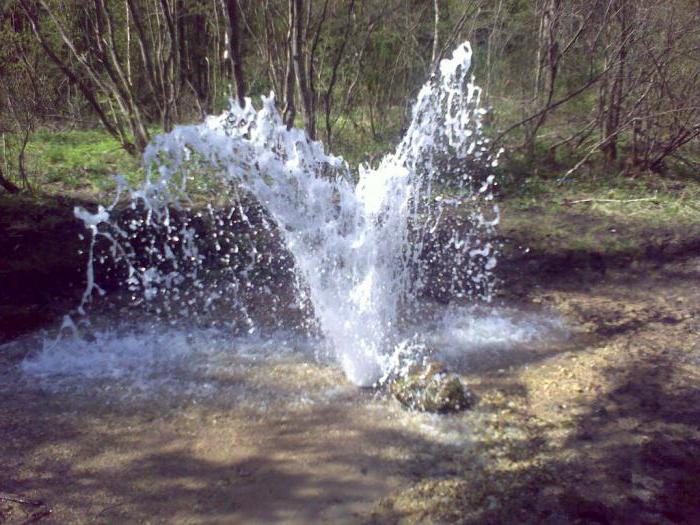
[565,197,658,205]
[492,66,612,146]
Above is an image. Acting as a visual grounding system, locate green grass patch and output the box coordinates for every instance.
[330,107,403,168]
[12,118,402,197]
[497,171,700,259]
[20,129,143,194]
[7,124,699,264]
[504,171,700,224]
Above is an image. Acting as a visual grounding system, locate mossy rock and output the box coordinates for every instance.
[390,361,474,413]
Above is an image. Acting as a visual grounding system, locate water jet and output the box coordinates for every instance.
[20,43,561,398]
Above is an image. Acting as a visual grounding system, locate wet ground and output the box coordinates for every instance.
[1,192,699,524]
[1,383,409,524]
[0,303,567,524]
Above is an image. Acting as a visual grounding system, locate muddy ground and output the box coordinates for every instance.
[1,191,699,524]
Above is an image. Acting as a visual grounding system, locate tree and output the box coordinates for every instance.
[290,0,315,139]
[19,0,149,153]
[222,0,246,106]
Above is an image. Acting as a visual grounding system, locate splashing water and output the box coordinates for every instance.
[67,42,501,387]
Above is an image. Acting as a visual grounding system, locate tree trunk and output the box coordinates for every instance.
[431,0,440,67]
[282,0,296,129]
[524,0,560,158]
[600,0,631,168]
[323,0,354,148]
[0,165,20,194]
[223,0,246,106]
[291,0,315,139]
[20,0,140,154]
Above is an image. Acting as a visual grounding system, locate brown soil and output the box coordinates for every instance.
[0,387,418,524]
[1,192,699,524]
[0,194,88,342]
[370,232,700,524]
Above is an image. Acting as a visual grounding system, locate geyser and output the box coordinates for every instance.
[72,42,500,387]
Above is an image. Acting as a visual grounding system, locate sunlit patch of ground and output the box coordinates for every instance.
[0,300,568,524]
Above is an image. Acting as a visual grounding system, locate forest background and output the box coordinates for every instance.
[0,0,698,194]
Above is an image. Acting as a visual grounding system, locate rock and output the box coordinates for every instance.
[390,361,474,413]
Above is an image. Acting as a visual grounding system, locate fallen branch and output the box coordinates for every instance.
[0,492,44,507]
[0,492,52,523]
[565,197,658,205]
[95,501,129,518]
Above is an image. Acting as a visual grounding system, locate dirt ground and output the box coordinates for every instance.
[370,251,700,524]
[1,193,699,524]
[0,386,417,524]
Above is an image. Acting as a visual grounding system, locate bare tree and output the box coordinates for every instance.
[19,0,144,153]
[290,0,315,138]
[19,0,193,153]
[127,0,182,132]
[282,0,296,128]
[523,0,562,156]
[598,0,632,166]
[431,0,440,66]
[0,6,52,192]
[321,0,354,148]
[222,0,246,106]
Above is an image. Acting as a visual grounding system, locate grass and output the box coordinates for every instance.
[502,170,700,223]
[327,107,405,168]
[7,126,700,239]
[7,112,400,197]
[1,124,699,342]
[16,129,143,195]
[495,170,700,262]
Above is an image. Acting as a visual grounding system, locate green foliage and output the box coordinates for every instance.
[496,170,700,265]
[21,129,142,193]
[1,0,697,196]
[331,107,404,168]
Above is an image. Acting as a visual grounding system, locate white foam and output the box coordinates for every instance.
[18,325,310,398]
[68,41,499,387]
[427,305,567,356]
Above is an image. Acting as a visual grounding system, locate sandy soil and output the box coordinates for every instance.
[2,253,698,524]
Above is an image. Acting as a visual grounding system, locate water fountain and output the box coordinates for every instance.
[21,42,564,397]
[50,43,495,385]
